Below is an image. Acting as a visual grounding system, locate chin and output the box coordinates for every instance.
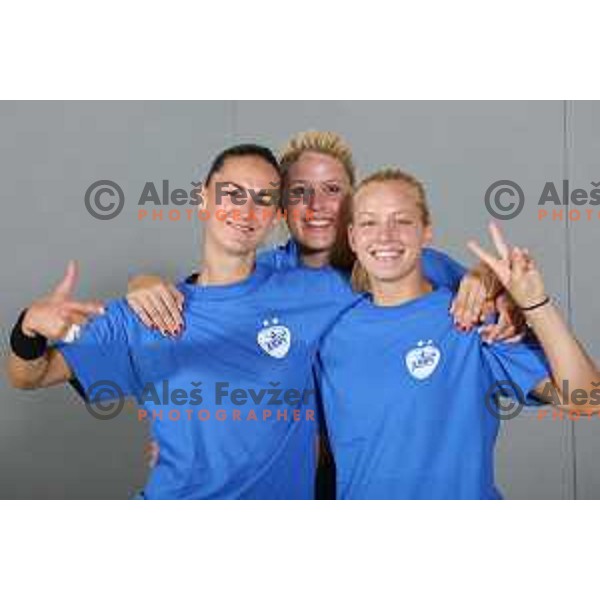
[362,259,413,283]
[298,233,336,252]
[214,235,254,256]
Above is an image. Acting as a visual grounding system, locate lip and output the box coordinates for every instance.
[303,215,335,230]
[368,247,406,262]
[225,218,256,235]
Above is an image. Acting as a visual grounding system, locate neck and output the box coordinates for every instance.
[370,267,432,307]
[198,243,255,286]
[299,246,331,269]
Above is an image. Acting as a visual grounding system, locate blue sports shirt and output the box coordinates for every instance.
[317,288,550,499]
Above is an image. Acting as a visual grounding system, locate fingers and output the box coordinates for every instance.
[465,280,487,326]
[511,247,527,280]
[61,300,105,316]
[452,276,487,330]
[479,292,528,344]
[482,298,496,321]
[467,240,499,273]
[480,321,525,344]
[489,222,510,261]
[126,279,185,335]
[481,320,517,344]
[159,284,184,329]
[151,287,183,334]
[141,293,172,334]
[49,308,84,340]
[503,332,527,344]
[52,260,79,299]
[129,290,177,335]
[127,297,155,329]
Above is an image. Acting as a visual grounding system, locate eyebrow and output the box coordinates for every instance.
[355,210,416,216]
[288,179,344,185]
[219,181,277,192]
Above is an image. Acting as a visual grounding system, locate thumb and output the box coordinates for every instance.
[52,260,79,299]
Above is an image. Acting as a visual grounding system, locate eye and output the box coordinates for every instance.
[255,193,276,207]
[358,219,376,228]
[324,183,343,195]
[289,185,306,196]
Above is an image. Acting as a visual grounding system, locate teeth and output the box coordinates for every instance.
[226,219,253,233]
[305,217,333,228]
[371,250,402,260]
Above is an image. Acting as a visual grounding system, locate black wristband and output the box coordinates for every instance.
[10,309,48,360]
[521,296,551,312]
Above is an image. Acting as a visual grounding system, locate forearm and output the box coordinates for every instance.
[526,302,600,406]
[8,310,72,390]
[8,348,71,390]
[8,351,52,389]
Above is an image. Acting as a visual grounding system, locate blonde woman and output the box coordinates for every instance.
[316,169,600,499]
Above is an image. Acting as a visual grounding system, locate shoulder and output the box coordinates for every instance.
[78,297,141,342]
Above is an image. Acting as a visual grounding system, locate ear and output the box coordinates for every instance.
[199,178,212,209]
[348,223,357,253]
[422,224,433,247]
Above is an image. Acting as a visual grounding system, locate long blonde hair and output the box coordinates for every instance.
[349,168,431,293]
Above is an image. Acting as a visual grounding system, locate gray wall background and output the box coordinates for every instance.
[0,101,597,499]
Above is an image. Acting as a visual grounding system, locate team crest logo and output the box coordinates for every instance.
[405,340,441,380]
[257,317,291,359]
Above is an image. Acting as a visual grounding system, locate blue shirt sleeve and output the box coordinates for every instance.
[482,338,551,406]
[422,247,467,292]
[53,299,141,402]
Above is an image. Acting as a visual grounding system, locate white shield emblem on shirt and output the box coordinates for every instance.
[257,318,291,359]
[405,340,441,380]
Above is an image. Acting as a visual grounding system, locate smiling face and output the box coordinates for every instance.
[203,155,280,258]
[284,151,351,261]
[349,179,432,286]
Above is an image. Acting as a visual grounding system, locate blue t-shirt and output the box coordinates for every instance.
[317,288,550,500]
[56,264,360,500]
[258,239,466,291]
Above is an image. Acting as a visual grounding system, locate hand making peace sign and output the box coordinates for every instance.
[467,222,547,310]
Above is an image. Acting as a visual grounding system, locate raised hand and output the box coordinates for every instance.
[21,260,105,340]
[467,222,547,309]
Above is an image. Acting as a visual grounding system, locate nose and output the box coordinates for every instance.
[235,193,254,219]
[376,221,395,243]
[307,185,329,213]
